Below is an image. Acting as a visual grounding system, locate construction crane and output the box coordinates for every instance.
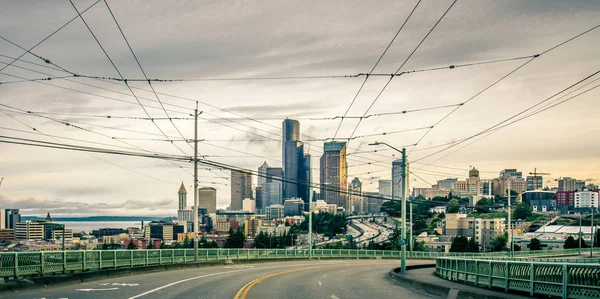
[529,168,550,190]
[0,177,3,187]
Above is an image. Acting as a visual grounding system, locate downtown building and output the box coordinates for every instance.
[282,119,311,208]
[320,141,347,210]
[391,159,408,200]
[257,161,284,212]
[199,187,217,214]
[231,169,252,210]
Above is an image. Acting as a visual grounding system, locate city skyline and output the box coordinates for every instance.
[1,1,599,216]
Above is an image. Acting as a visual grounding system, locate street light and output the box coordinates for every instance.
[369,141,408,274]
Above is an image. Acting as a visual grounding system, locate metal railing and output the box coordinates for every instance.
[436,252,600,299]
[0,247,590,280]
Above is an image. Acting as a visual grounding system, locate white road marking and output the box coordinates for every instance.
[128,262,345,299]
[76,288,120,292]
[318,281,322,286]
[331,295,340,299]
[322,274,328,278]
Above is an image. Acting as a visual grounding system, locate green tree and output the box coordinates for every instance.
[224,228,246,248]
[465,238,480,252]
[564,235,578,249]
[449,236,469,252]
[513,203,532,220]
[127,240,137,250]
[529,238,542,251]
[447,199,460,213]
[475,197,491,213]
[491,232,508,252]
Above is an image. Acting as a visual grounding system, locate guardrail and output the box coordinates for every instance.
[436,253,600,299]
[0,247,590,280]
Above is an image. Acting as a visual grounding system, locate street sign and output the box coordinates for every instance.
[400,239,408,246]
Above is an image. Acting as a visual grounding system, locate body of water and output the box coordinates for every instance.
[61,221,145,233]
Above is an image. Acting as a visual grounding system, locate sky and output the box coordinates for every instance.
[1,0,599,217]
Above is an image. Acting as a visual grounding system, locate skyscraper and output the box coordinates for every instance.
[378,180,392,199]
[282,119,310,205]
[231,169,252,210]
[320,141,347,209]
[199,187,217,214]
[349,177,363,214]
[392,159,408,200]
[265,167,283,206]
[178,182,187,210]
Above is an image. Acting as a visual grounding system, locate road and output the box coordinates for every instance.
[9,260,433,299]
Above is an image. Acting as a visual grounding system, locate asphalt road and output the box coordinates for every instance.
[8,260,433,299]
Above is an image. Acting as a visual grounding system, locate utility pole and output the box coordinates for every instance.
[409,202,413,252]
[308,189,313,258]
[400,148,407,273]
[591,207,595,258]
[193,102,199,263]
[579,211,582,255]
[507,179,513,257]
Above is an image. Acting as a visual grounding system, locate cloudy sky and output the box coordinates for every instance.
[1,0,599,217]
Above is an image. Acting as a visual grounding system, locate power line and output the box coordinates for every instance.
[102,0,195,156]
[68,0,189,157]
[406,23,600,156]
[346,0,458,142]
[0,0,100,73]
[333,0,422,139]
[412,70,600,163]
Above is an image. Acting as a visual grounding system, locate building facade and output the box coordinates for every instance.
[391,159,408,200]
[231,169,252,210]
[199,187,217,214]
[574,191,599,208]
[378,180,392,199]
[320,141,347,209]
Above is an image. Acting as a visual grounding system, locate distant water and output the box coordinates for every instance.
[61,221,144,233]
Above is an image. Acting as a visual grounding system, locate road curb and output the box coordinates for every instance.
[387,265,529,299]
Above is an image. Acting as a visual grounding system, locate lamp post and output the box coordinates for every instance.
[369,142,408,273]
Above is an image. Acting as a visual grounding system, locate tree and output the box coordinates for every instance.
[513,203,532,220]
[465,238,480,252]
[595,229,600,247]
[475,197,491,213]
[447,199,460,213]
[224,228,246,248]
[183,236,192,248]
[449,236,469,252]
[491,232,508,252]
[127,240,137,250]
[529,238,542,251]
[564,235,578,249]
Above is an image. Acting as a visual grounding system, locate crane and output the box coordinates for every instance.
[529,168,550,190]
[0,177,3,187]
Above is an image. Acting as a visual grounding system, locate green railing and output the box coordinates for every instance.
[0,247,589,280]
[436,252,600,299]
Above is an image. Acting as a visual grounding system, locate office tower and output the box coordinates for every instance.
[2,209,21,230]
[258,161,269,189]
[199,187,217,214]
[284,198,304,216]
[231,169,252,210]
[255,186,264,212]
[378,180,392,199]
[178,183,187,210]
[320,141,347,209]
[282,119,310,204]
[265,167,283,206]
[349,177,363,214]
[299,153,312,207]
[392,159,408,200]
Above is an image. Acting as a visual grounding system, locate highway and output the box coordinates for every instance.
[9,260,432,299]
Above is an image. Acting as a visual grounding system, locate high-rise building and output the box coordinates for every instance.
[265,204,285,219]
[265,167,283,206]
[500,169,523,179]
[320,141,347,209]
[526,176,543,191]
[378,180,392,199]
[255,186,264,212]
[282,119,310,205]
[574,191,599,208]
[231,169,252,210]
[258,161,269,188]
[349,177,362,214]
[1,209,21,229]
[178,183,187,210]
[199,187,217,214]
[392,159,408,200]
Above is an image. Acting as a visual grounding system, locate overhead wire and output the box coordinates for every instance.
[332,0,422,139]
